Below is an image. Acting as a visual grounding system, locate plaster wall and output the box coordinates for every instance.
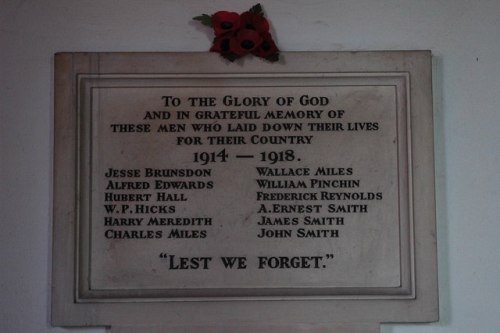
[1,1,499,332]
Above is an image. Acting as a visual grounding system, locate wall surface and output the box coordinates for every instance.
[1,1,499,333]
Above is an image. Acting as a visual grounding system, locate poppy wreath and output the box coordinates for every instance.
[194,4,280,62]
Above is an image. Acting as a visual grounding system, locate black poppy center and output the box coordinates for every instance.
[245,23,256,30]
[241,40,255,50]
[221,39,230,52]
[220,21,233,29]
[261,41,271,51]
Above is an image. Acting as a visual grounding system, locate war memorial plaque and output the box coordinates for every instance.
[52,52,438,332]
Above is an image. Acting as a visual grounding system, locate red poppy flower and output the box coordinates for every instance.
[210,35,233,53]
[229,29,262,57]
[240,11,269,34]
[211,11,241,36]
[194,4,280,62]
[252,33,279,58]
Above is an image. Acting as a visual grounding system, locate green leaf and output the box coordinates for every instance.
[193,14,212,27]
[249,3,264,16]
[265,53,280,63]
[220,53,239,62]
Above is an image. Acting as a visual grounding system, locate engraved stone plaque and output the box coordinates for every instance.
[52,52,438,332]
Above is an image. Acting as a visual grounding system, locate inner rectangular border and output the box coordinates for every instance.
[75,73,414,302]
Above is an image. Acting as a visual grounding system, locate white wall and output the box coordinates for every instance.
[1,1,499,332]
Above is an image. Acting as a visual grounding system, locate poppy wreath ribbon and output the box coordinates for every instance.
[194,4,280,62]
